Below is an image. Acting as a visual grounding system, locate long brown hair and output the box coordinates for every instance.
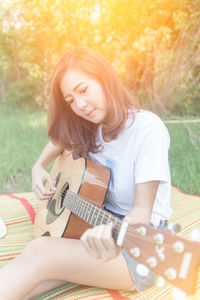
[48,47,140,156]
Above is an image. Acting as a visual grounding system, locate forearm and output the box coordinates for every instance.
[34,141,65,169]
[124,181,160,226]
[124,205,152,226]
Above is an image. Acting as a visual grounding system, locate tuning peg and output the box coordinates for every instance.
[130,247,140,258]
[155,276,166,287]
[153,233,164,244]
[146,256,157,268]
[136,226,147,236]
[190,228,200,242]
[168,222,181,235]
[172,287,186,300]
[173,241,185,253]
[164,268,177,280]
[136,264,150,277]
[0,217,7,239]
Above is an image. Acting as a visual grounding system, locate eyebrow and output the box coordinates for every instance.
[73,81,84,92]
[64,81,84,99]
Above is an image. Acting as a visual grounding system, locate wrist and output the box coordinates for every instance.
[32,161,45,171]
[124,207,151,225]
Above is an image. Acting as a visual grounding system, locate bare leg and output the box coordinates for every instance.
[23,280,67,300]
[0,236,135,300]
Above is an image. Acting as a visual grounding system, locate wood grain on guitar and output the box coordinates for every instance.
[34,152,200,295]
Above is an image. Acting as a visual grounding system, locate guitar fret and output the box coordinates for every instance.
[81,199,87,220]
[64,190,123,243]
[104,211,112,225]
[87,202,94,223]
[79,197,84,219]
[88,205,95,225]
[73,194,77,212]
[73,194,81,217]
[91,207,98,226]
[101,209,107,224]
[77,196,82,217]
[96,208,102,225]
[82,198,89,220]
[85,202,92,222]
[71,192,78,213]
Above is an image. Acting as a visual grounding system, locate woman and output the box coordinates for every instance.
[0,47,172,299]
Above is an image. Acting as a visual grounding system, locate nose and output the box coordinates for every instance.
[75,96,87,110]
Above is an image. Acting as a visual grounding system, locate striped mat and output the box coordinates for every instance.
[0,187,200,299]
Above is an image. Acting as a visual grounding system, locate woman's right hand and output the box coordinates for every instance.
[32,163,56,200]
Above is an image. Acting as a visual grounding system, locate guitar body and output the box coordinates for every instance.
[34,151,110,239]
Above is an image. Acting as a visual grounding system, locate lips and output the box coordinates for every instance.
[86,108,96,116]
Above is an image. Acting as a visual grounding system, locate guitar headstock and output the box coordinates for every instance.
[123,223,200,295]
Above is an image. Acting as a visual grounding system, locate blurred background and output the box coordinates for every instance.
[0,0,199,195]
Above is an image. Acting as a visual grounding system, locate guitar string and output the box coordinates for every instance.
[50,178,123,230]
[57,189,176,252]
[65,191,123,233]
[52,182,171,244]
[52,183,123,241]
[48,177,181,250]
[58,185,125,242]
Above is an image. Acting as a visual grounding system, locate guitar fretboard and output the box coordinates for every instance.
[63,190,123,242]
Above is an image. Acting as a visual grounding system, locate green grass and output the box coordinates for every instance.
[166,122,200,196]
[0,102,200,195]
[0,102,49,193]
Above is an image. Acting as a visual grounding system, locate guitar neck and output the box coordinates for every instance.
[63,190,123,242]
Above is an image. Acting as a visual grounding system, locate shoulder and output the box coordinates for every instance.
[133,110,165,127]
[130,110,168,135]
[126,109,170,147]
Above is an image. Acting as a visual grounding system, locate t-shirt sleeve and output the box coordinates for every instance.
[134,120,170,184]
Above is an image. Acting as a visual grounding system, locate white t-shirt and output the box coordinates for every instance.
[89,110,172,226]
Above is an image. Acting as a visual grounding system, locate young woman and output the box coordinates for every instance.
[0,47,172,299]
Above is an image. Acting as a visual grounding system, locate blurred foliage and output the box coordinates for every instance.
[0,0,200,115]
[4,79,40,109]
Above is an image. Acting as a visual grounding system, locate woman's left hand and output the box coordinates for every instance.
[80,223,121,261]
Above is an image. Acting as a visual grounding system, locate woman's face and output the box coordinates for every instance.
[60,68,107,124]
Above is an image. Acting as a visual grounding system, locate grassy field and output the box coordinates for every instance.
[0,103,49,193]
[167,122,200,195]
[0,102,200,195]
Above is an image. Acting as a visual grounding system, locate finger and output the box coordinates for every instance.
[102,223,116,249]
[101,223,121,257]
[87,225,115,260]
[44,173,56,191]
[38,176,56,196]
[82,226,107,259]
[35,183,50,198]
[81,225,120,261]
[90,225,108,257]
[80,229,99,258]
[33,182,54,200]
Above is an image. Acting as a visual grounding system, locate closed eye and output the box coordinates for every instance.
[79,86,88,93]
[64,86,87,104]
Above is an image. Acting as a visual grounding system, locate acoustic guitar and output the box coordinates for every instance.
[34,151,200,295]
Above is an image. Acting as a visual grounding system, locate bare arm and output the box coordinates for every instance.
[33,141,65,169]
[32,141,65,199]
[124,180,159,225]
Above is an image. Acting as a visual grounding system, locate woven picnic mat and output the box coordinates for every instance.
[0,187,200,299]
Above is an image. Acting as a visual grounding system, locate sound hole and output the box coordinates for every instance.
[60,182,69,209]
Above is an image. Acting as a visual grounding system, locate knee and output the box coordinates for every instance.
[14,237,51,282]
[23,236,50,263]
